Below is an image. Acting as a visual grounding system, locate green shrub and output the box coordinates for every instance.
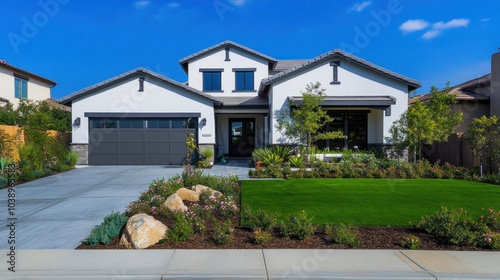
[263,153,284,166]
[251,148,269,163]
[241,205,277,231]
[67,151,79,166]
[82,212,128,245]
[211,219,234,245]
[197,160,210,168]
[477,231,500,249]
[331,223,360,248]
[167,211,195,243]
[481,173,500,185]
[280,211,315,240]
[253,228,272,244]
[125,201,151,217]
[401,235,421,249]
[416,206,479,246]
[269,145,292,162]
[479,208,500,230]
[289,156,305,168]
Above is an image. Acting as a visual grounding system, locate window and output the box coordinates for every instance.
[93,119,118,129]
[202,71,222,92]
[235,71,254,91]
[315,111,367,150]
[15,77,28,99]
[330,61,341,85]
[147,119,170,129]
[120,119,143,129]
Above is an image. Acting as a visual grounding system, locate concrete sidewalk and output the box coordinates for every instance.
[1,249,499,279]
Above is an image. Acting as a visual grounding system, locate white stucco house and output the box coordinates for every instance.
[0,60,56,108]
[60,41,420,165]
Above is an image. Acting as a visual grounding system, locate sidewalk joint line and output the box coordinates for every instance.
[162,249,176,277]
[399,250,438,280]
[261,249,270,280]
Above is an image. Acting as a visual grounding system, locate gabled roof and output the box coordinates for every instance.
[409,73,491,105]
[0,60,56,86]
[59,68,222,105]
[179,40,278,73]
[260,49,420,94]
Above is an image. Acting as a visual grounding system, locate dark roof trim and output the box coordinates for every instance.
[84,112,201,118]
[179,40,278,73]
[288,96,396,107]
[0,61,56,86]
[59,68,222,106]
[261,49,420,94]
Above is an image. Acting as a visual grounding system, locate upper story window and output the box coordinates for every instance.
[200,69,223,92]
[14,76,28,99]
[233,68,256,91]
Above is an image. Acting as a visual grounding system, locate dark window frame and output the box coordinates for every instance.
[233,68,256,92]
[200,69,223,92]
[330,61,341,85]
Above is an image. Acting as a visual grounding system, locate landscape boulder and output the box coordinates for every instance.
[192,184,223,198]
[163,193,188,212]
[176,187,200,202]
[119,213,168,249]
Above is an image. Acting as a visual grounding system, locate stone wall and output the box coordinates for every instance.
[71,144,88,165]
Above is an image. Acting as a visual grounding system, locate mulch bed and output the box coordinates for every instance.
[76,214,483,250]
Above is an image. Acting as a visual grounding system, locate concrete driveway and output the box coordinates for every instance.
[0,161,250,250]
[0,166,185,249]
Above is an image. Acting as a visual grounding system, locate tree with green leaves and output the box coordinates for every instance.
[389,83,463,162]
[275,82,344,161]
[463,115,500,175]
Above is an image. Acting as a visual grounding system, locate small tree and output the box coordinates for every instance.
[463,116,500,175]
[389,83,463,162]
[275,82,344,161]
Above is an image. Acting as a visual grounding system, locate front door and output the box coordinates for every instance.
[229,118,255,157]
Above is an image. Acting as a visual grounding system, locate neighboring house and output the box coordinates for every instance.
[0,60,56,108]
[409,49,500,167]
[60,41,420,165]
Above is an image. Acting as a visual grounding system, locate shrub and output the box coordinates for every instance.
[263,153,284,166]
[185,210,206,234]
[289,156,305,168]
[416,206,479,246]
[280,211,315,240]
[481,173,500,185]
[269,145,292,162]
[82,212,128,245]
[253,228,272,244]
[401,235,421,249]
[241,205,277,231]
[197,160,210,168]
[331,223,360,248]
[479,208,500,230]
[67,150,79,166]
[477,231,500,249]
[125,201,151,217]
[211,219,234,245]
[167,211,195,243]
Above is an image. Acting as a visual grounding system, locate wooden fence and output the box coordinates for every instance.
[0,125,71,161]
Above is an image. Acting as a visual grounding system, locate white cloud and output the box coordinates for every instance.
[422,30,440,40]
[228,0,246,7]
[350,1,372,12]
[134,0,150,9]
[167,2,180,8]
[433,18,469,30]
[399,19,430,33]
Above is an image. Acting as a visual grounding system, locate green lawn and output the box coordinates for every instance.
[241,179,500,226]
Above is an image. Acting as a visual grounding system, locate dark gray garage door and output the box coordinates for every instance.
[89,118,196,165]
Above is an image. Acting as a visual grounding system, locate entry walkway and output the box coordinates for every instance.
[1,249,499,279]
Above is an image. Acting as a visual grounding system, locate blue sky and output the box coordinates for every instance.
[1,0,499,99]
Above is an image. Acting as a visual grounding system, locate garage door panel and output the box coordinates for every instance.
[89,118,195,165]
[145,131,170,142]
[91,154,118,165]
[145,142,170,153]
[119,142,143,154]
[119,131,143,142]
[91,142,118,153]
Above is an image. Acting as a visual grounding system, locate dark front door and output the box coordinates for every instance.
[229,118,255,157]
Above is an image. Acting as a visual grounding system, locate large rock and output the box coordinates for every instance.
[176,187,200,202]
[119,213,168,249]
[163,193,188,212]
[193,184,223,198]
